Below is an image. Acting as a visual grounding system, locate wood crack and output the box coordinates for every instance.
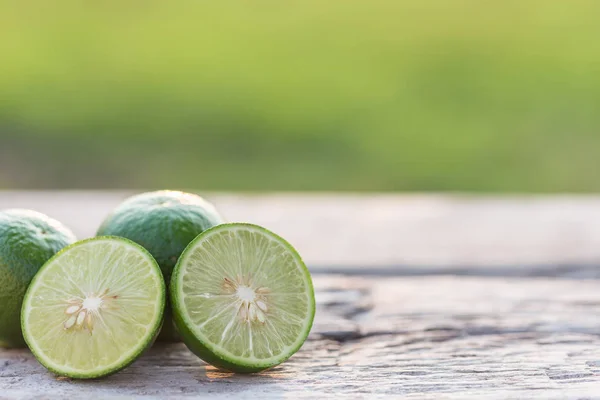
[2,275,600,398]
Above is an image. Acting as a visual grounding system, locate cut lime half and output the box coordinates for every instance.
[171,223,315,373]
[21,237,165,379]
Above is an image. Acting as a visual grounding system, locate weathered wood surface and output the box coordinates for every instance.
[1,193,600,398]
[3,276,600,399]
[3,191,600,274]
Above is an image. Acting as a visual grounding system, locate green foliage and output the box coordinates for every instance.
[1,1,600,191]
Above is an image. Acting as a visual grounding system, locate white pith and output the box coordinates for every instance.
[63,289,117,333]
[222,275,271,324]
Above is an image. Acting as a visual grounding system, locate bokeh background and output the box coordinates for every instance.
[1,1,599,192]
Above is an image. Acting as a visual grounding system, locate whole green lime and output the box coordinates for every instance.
[0,209,76,348]
[96,190,224,341]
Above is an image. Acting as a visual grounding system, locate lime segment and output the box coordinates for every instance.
[171,223,315,373]
[21,237,165,379]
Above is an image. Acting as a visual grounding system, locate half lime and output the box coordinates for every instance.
[171,223,315,373]
[21,237,165,379]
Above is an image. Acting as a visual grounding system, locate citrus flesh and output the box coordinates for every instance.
[97,190,223,341]
[0,209,76,348]
[21,237,165,378]
[171,223,315,373]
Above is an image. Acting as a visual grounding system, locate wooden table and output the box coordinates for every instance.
[1,192,600,399]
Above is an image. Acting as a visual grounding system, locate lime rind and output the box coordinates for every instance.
[0,209,76,348]
[21,236,166,379]
[171,223,315,373]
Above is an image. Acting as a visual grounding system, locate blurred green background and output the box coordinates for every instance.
[1,1,599,192]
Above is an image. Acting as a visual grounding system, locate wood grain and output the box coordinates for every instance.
[1,193,600,398]
[2,275,600,399]
[2,192,600,275]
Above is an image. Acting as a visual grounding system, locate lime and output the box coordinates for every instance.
[0,209,76,348]
[171,223,315,373]
[21,237,165,379]
[96,190,224,341]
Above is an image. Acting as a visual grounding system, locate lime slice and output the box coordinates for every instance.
[171,223,315,373]
[21,237,165,379]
